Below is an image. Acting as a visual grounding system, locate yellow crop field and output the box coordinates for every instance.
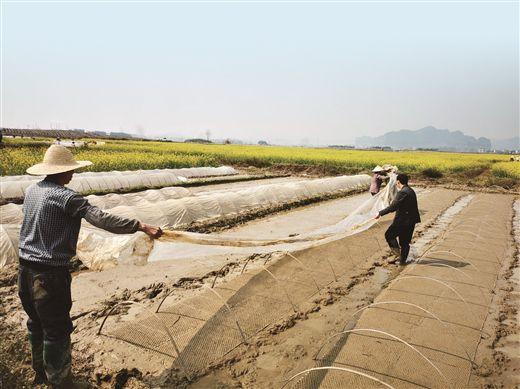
[0,139,217,176]
[491,161,520,180]
[0,138,516,183]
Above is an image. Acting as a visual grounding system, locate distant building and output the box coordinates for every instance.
[328,145,355,149]
[0,128,141,140]
[364,146,393,151]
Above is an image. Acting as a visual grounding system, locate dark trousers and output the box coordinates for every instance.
[18,263,73,385]
[384,223,415,263]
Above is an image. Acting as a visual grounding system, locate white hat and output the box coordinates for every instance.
[382,164,398,172]
[26,145,92,175]
[372,165,384,172]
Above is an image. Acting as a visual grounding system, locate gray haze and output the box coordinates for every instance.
[2,2,519,144]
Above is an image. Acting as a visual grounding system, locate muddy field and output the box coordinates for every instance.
[0,174,518,389]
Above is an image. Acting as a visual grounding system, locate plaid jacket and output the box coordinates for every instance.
[19,179,140,267]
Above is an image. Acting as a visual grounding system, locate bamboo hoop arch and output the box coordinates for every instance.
[210,262,235,288]
[423,250,480,272]
[312,328,450,387]
[389,276,485,330]
[286,252,322,293]
[414,260,472,280]
[97,300,188,378]
[280,366,396,389]
[410,260,490,304]
[260,266,298,312]
[203,285,249,344]
[343,300,475,364]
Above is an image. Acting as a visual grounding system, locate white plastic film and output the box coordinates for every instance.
[0,166,236,201]
[0,174,373,269]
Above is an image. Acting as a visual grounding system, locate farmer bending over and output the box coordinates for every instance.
[374,173,420,265]
[369,165,388,196]
[18,145,162,388]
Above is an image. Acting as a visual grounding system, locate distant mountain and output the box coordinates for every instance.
[492,136,520,151]
[355,126,492,152]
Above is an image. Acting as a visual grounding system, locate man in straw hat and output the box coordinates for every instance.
[18,145,162,387]
[374,173,420,266]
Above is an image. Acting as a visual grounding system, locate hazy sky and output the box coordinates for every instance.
[2,1,518,144]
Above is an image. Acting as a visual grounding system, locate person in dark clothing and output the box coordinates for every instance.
[374,173,420,265]
[18,145,163,388]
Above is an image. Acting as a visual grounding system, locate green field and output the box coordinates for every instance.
[1,138,518,186]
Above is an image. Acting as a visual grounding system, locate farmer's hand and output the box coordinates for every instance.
[139,222,163,239]
[374,213,381,220]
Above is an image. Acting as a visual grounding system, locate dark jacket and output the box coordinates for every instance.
[379,185,420,226]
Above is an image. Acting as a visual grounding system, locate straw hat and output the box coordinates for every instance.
[382,164,398,172]
[372,165,384,173]
[26,145,92,175]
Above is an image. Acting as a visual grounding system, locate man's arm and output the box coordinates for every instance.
[65,194,162,237]
[378,189,408,217]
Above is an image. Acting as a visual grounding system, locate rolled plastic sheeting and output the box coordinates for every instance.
[76,228,154,270]
[0,222,153,271]
[0,166,236,201]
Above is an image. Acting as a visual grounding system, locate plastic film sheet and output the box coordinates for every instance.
[0,174,380,270]
[149,174,399,263]
[0,166,236,201]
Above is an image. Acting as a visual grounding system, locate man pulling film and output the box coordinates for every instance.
[17,145,162,388]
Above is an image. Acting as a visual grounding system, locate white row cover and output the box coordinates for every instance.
[147,174,402,262]
[104,175,371,228]
[0,166,236,201]
[0,175,371,269]
[87,187,191,211]
[79,174,370,269]
[0,187,192,226]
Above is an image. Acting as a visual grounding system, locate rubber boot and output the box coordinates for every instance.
[43,336,72,388]
[28,331,47,384]
[387,241,401,263]
[398,254,408,266]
